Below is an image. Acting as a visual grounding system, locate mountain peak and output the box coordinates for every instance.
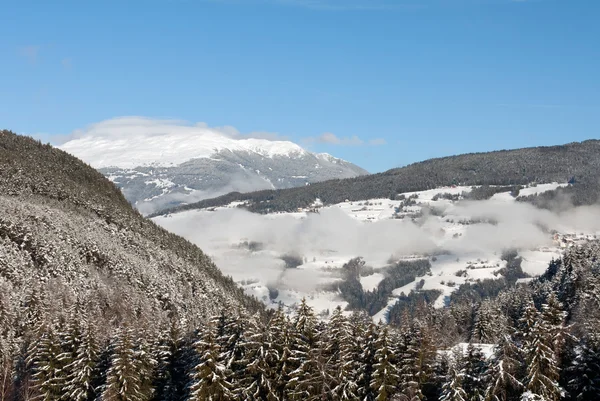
[58,118,368,214]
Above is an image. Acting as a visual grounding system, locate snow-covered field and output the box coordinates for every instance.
[154,182,600,322]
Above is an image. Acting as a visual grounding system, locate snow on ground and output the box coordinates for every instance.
[360,273,385,292]
[440,343,497,360]
[60,120,307,169]
[520,249,562,276]
[154,181,596,321]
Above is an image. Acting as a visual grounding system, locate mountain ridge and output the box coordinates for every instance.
[59,126,368,214]
[153,139,600,216]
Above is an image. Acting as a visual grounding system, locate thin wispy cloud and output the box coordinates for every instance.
[61,58,73,70]
[19,45,40,64]
[305,132,386,146]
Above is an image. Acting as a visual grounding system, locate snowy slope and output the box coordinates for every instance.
[59,122,368,214]
[60,129,307,169]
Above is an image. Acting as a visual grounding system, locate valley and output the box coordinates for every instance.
[153,181,599,321]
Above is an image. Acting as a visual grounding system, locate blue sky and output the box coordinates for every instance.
[1,0,598,173]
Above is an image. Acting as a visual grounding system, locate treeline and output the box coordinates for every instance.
[154,140,600,216]
[3,243,600,400]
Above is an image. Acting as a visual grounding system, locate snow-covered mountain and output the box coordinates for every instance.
[59,119,368,214]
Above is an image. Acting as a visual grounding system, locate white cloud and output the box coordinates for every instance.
[154,200,600,293]
[54,116,289,144]
[369,138,387,145]
[19,45,40,64]
[304,132,386,146]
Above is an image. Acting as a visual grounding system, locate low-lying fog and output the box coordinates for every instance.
[153,199,600,293]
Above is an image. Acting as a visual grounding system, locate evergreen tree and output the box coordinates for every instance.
[27,322,66,401]
[152,319,189,401]
[472,301,506,344]
[358,322,378,401]
[520,301,562,401]
[462,343,488,401]
[63,320,99,401]
[238,314,279,400]
[370,325,399,401]
[102,328,148,401]
[440,367,468,401]
[398,323,435,401]
[565,338,600,401]
[189,324,232,401]
[286,299,323,400]
[484,335,523,401]
[332,310,363,401]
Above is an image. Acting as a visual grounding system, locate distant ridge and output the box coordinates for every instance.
[59,123,368,214]
[153,140,600,216]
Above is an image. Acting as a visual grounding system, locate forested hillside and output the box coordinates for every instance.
[154,140,600,216]
[3,242,599,400]
[0,130,264,397]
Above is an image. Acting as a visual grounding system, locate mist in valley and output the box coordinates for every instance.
[154,195,600,296]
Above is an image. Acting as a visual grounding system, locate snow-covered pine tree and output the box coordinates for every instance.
[358,322,379,401]
[152,318,188,401]
[237,313,279,400]
[63,320,99,401]
[134,330,158,400]
[102,327,148,401]
[472,300,506,344]
[26,322,66,401]
[286,299,325,400]
[440,366,468,401]
[332,309,363,401]
[370,325,399,401]
[322,306,346,394]
[287,338,327,401]
[520,300,562,401]
[397,322,436,401]
[565,335,600,401]
[484,334,523,401]
[270,308,296,400]
[212,306,246,378]
[189,323,233,401]
[293,298,318,347]
[462,343,489,401]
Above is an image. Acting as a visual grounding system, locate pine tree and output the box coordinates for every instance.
[102,328,148,401]
[520,300,562,401]
[63,320,99,401]
[370,325,399,401]
[484,335,523,401]
[27,322,66,401]
[358,322,378,401]
[440,367,468,401]
[332,310,363,401]
[189,324,233,401]
[398,322,435,401]
[286,299,323,400]
[472,301,506,344]
[152,318,188,401]
[565,337,600,401]
[271,308,296,400]
[462,343,489,401]
[238,314,279,400]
